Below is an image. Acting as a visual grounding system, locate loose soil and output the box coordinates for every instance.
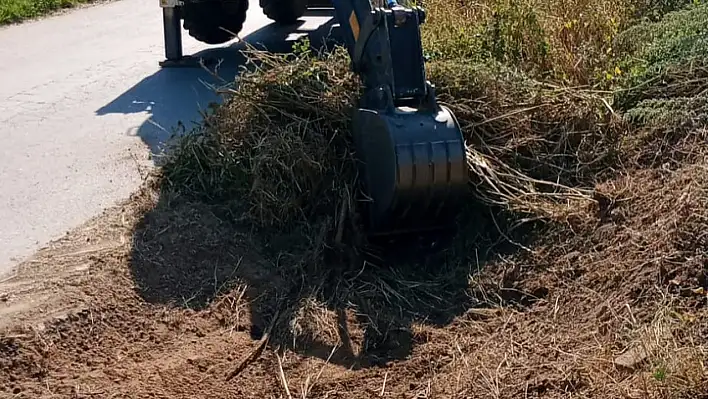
[1,160,707,398]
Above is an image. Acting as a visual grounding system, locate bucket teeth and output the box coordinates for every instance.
[352,105,468,236]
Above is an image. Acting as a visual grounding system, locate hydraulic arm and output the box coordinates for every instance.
[331,0,469,235]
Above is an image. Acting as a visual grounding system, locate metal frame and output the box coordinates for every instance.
[159,0,204,68]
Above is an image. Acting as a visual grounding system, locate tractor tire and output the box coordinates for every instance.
[182,0,249,45]
[259,0,307,25]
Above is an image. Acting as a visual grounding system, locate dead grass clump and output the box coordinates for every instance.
[288,296,341,349]
[429,60,622,186]
[163,46,359,233]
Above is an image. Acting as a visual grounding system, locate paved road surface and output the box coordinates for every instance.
[0,0,336,276]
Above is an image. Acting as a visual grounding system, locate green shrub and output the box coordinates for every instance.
[0,0,90,25]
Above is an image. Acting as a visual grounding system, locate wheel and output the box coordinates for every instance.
[182,0,249,45]
[259,0,307,25]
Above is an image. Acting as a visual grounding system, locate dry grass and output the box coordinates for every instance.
[3,0,708,398]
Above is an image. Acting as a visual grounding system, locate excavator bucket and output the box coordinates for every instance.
[334,3,469,237]
[352,103,468,236]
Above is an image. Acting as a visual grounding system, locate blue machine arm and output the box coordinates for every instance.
[328,0,469,236]
[330,0,429,111]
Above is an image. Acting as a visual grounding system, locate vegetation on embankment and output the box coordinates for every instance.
[0,0,95,25]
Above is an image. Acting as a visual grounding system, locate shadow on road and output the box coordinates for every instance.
[96,9,340,160]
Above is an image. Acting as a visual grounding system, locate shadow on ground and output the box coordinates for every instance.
[129,192,531,369]
[96,9,340,161]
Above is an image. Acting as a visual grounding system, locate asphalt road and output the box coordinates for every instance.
[0,0,336,276]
